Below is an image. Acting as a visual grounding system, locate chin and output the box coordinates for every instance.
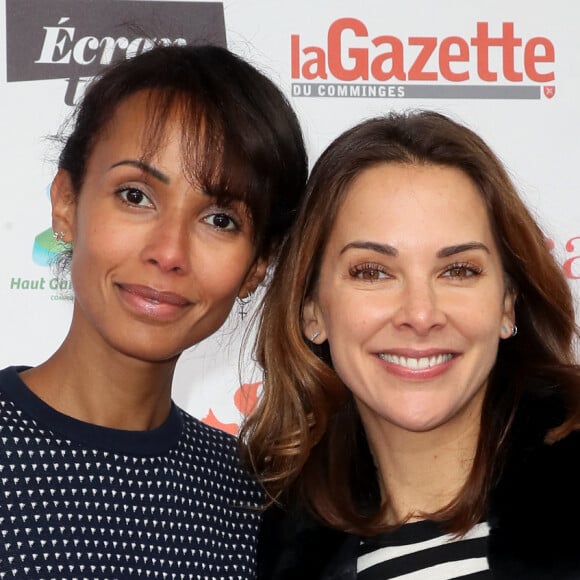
[388,407,453,433]
[396,418,446,433]
[114,342,184,364]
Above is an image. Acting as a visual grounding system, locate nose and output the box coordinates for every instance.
[140,213,191,274]
[391,278,446,335]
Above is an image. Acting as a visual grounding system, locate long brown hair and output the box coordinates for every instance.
[240,110,580,535]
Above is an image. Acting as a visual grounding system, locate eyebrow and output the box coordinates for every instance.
[436,242,490,257]
[340,241,398,256]
[110,159,170,184]
[340,240,490,257]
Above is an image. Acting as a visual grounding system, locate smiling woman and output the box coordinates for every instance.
[51,90,264,367]
[0,44,307,578]
[306,162,515,440]
[241,111,580,579]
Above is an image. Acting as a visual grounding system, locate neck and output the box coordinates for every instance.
[360,399,482,525]
[21,334,176,431]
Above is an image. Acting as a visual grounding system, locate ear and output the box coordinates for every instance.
[499,287,517,339]
[50,169,76,243]
[238,257,269,299]
[301,297,327,344]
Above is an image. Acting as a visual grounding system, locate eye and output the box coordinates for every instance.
[442,262,482,279]
[203,212,239,231]
[349,262,388,281]
[116,186,154,208]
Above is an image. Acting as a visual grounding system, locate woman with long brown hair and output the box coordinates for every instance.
[242,110,580,578]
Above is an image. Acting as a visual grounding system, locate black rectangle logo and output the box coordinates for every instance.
[6,0,226,82]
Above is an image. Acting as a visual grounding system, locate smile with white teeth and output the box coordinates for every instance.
[379,353,453,370]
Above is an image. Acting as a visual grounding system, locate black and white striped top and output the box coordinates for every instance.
[357,519,490,579]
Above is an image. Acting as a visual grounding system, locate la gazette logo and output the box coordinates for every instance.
[291,19,556,100]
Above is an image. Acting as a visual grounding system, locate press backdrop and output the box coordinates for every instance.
[1,0,578,433]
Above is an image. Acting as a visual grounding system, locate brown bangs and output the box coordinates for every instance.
[134,88,267,246]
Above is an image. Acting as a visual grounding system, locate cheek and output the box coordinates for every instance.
[71,227,129,277]
[73,204,130,256]
[200,244,256,296]
[319,295,385,382]
[321,289,391,340]
[453,297,506,338]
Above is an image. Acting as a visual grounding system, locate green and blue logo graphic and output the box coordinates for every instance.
[33,227,62,267]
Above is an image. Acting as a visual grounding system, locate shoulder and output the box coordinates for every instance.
[176,407,263,495]
[488,402,580,578]
[0,365,30,394]
[177,407,240,454]
[0,366,36,430]
[258,505,357,580]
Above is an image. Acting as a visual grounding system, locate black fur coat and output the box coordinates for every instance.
[258,393,580,579]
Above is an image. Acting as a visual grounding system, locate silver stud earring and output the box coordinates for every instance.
[237,291,253,320]
[53,230,66,242]
[310,331,320,343]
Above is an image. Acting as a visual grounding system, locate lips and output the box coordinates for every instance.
[376,350,458,379]
[119,284,190,306]
[116,283,192,321]
[378,353,454,370]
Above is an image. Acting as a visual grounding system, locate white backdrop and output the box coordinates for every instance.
[1,0,579,434]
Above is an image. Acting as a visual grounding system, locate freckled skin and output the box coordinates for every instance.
[307,163,515,438]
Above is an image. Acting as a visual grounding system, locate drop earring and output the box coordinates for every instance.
[236,291,253,320]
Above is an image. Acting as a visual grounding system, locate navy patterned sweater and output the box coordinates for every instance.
[0,366,262,579]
